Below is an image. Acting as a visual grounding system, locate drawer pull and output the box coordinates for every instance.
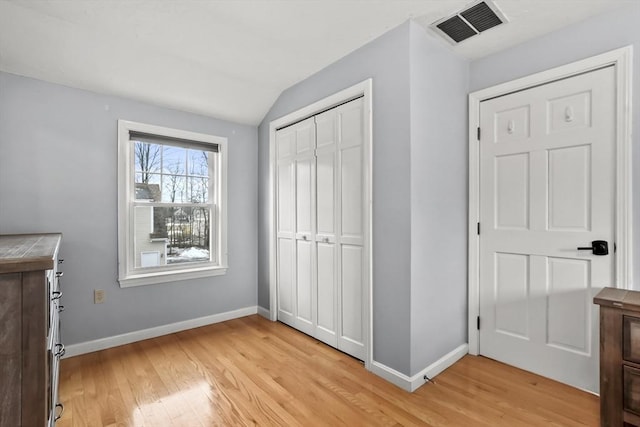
[56,271,64,278]
[54,403,64,421]
[52,291,63,300]
[58,259,64,264]
[54,344,65,358]
[58,305,65,313]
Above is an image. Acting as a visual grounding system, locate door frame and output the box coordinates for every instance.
[467,46,633,355]
[268,79,373,369]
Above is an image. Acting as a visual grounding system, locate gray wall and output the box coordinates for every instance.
[408,22,469,375]
[258,23,413,374]
[258,21,469,376]
[0,72,258,346]
[470,2,640,288]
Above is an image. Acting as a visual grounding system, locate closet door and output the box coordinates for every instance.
[275,98,365,362]
[276,118,316,333]
[336,98,365,360]
[276,126,295,327]
[293,120,316,336]
[314,109,338,347]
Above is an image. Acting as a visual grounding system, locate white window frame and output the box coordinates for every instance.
[117,120,228,287]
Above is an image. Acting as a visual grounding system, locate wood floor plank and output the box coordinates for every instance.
[59,315,599,426]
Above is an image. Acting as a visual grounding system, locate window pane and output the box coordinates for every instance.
[133,206,211,268]
[135,173,161,201]
[163,145,186,175]
[162,175,187,203]
[189,177,209,203]
[133,206,168,268]
[134,142,162,173]
[165,206,211,264]
[188,149,209,177]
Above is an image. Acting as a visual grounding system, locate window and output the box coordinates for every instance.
[118,120,227,287]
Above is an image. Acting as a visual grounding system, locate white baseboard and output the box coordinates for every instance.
[63,306,258,358]
[257,306,271,319]
[370,343,468,392]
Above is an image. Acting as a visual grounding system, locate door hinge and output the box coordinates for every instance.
[477,222,480,235]
[477,316,480,330]
[477,127,481,141]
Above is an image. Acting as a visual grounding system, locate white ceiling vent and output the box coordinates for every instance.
[431,0,508,44]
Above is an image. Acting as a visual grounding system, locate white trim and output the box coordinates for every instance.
[268,79,374,370]
[63,306,258,358]
[117,120,228,287]
[467,46,633,355]
[370,344,468,392]
[257,306,271,319]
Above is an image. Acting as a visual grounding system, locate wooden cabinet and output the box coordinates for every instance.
[0,233,63,427]
[595,288,640,427]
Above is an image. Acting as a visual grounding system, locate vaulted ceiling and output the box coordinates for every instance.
[0,0,631,125]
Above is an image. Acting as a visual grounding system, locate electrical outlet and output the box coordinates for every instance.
[94,289,105,304]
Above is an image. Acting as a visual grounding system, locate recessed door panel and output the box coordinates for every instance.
[277,161,293,233]
[277,238,294,316]
[296,159,313,235]
[341,146,363,240]
[296,240,313,325]
[277,131,293,160]
[548,145,591,231]
[495,153,529,230]
[340,102,363,148]
[316,151,335,235]
[316,111,336,149]
[548,91,592,134]
[317,243,336,341]
[341,245,363,343]
[547,257,590,354]
[495,253,529,339]
[296,121,315,155]
[494,105,530,144]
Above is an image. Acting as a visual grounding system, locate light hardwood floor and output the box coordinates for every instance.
[58,315,599,426]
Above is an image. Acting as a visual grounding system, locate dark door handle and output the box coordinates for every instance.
[577,240,608,255]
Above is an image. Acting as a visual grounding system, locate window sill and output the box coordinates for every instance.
[118,265,228,288]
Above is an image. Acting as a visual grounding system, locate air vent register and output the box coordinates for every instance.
[431,0,507,44]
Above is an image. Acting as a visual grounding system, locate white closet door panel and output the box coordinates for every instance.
[296,240,314,334]
[339,244,365,359]
[277,238,295,324]
[341,145,363,243]
[295,119,315,155]
[296,159,314,236]
[316,242,337,346]
[317,151,335,237]
[339,99,364,149]
[276,130,294,160]
[277,161,294,235]
[316,110,337,149]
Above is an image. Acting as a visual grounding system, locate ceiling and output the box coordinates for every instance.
[0,0,632,125]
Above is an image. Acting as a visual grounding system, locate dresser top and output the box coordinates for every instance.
[594,287,640,312]
[0,233,62,273]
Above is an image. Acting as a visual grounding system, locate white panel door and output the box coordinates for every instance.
[276,118,315,332]
[314,108,338,347]
[336,98,365,360]
[276,129,295,326]
[479,66,615,392]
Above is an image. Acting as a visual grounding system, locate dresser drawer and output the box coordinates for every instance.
[624,365,640,416]
[624,316,640,364]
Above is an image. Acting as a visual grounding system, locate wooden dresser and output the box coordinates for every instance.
[595,287,640,427]
[0,233,63,427]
